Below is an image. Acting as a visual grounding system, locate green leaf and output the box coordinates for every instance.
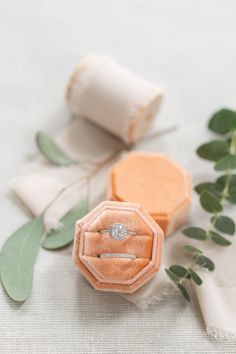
[188,268,203,285]
[36,131,77,166]
[194,254,215,271]
[0,216,44,302]
[209,231,231,246]
[212,215,235,235]
[215,155,236,171]
[216,174,236,191]
[42,200,89,250]
[216,175,236,204]
[165,268,180,283]
[200,190,223,213]
[183,227,207,240]
[195,182,223,199]
[227,192,236,204]
[208,109,236,134]
[183,245,203,255]
[170,265,188,278]
[177,284,190,302]
[197,140,229,161]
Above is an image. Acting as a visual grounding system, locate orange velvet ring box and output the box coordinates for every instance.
[73,201,164,293]
[109,152,192,236]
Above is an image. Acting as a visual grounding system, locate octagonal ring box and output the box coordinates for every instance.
[73,201,164,294]
[109,152,192,236]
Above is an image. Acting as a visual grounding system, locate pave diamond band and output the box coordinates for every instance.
[99,223,137,240]
[100,253,136,260]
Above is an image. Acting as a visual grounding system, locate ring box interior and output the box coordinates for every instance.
[73,201,164,294]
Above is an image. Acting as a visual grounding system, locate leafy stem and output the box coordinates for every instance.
[229,130,236,155]
[166,109,236,301]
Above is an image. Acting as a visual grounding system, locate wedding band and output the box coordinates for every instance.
[100,253,136,260]
[99,223,137,240]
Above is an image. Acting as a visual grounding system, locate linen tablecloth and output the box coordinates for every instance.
[1,0,236,352]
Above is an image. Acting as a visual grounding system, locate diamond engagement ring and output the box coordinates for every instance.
[99,223,137,240]
[100,253,136,260]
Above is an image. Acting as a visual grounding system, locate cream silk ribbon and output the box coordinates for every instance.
[10,119,236,340]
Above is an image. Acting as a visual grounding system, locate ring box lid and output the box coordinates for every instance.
[109,152,191,235]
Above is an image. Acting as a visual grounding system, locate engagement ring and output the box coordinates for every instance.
[99,223,136,240]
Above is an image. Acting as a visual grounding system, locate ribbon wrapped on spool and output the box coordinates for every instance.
[66,53,163,144]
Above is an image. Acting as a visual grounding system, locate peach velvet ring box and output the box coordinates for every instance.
[73,201,164,294]
[109,152,192,236]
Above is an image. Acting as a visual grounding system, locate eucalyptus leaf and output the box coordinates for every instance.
[188,268,202,285]
[227,192,236,204]
[209,231,231,246]
[177,284,190,302]
[183,227,207,240]
[208,109,236,134]
[215,155,236,171]
[200,190,222,213]
[197,140,229,161]
[42,200,89,250]
[211,215,235,235]
[194,254,215,271]
[194,182,223,199]
[216,174,236,204]
[36,131,77,166]
[0,216,44,302]
[216,174,236,192]
[170,265,188,278]
[183,245,203,255]
[165,268,180,283]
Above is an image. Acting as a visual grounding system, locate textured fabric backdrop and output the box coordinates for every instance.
[1,0,236,353]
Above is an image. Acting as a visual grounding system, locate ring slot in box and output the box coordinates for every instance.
[73,201,164,293]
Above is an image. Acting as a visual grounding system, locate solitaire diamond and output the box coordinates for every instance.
[109,223,128,240]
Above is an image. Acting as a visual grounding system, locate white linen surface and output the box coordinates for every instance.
[11,118,236,341]
[1,0,236,353]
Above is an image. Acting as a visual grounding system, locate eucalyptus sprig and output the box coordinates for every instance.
[165,109,236,301]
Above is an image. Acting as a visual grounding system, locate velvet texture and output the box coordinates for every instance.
[109,152,192,236]
[73,201,164,293]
